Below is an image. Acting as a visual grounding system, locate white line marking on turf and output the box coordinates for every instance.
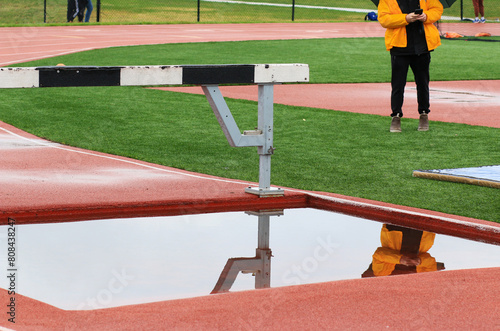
[0,48,95,67]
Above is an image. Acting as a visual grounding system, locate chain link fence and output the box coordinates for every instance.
[8,0,375,24]
[3,0,499,25]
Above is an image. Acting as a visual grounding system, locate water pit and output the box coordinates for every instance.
[1,207,499,310]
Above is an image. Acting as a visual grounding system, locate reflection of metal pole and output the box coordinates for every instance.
[255,214,271,288]
[211,210,282,294]
[257,214,270,250]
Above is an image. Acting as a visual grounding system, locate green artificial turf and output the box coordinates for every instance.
[1,38,499,222]
[3,0,499,25]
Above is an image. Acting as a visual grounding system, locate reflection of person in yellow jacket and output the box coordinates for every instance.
[378,0,443,133]
[362,224,445,277]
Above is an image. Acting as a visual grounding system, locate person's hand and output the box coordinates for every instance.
[417,13,427,22]
[406,13,426,23]
[399,255,421,266]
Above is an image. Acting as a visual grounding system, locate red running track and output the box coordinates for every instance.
[1,22,499,67]
[2,267,500,330]
[158,80,500,128]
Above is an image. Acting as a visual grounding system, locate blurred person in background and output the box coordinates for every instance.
[84,0,94,22]
[472,0,486,23]
[67,0,79,22]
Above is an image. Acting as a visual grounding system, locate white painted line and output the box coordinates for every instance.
[200,0,463,20]
[0,48,95,67]
[202,0,375,13]
[0,126,254,187]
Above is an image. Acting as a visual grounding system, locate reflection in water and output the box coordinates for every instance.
[362,224,445,278]
[212,214,447,294]
[5,208,497,310]
[211,210,280,293]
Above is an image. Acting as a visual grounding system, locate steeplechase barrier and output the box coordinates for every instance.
[0,64,310,196]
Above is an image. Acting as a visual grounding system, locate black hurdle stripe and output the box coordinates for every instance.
[182,65,254,85]
[36,65,256,87]
[38,66,121,87]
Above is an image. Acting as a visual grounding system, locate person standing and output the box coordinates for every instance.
[67,0,79,22]
[77,0,89,22]
[84,0,94,22]
[378,0,443,132]
[472,0,486,23]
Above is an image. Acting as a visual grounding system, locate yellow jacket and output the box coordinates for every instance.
[378,0,443,51]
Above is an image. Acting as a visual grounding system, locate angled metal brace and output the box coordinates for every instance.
[202,85,264,147]
[202,84,284,197]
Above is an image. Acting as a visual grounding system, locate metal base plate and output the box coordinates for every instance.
[245,186,285,197]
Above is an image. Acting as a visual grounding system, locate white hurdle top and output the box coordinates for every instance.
[0,64,309,88]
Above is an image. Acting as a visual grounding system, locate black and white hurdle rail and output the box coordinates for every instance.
[0,64,310,197]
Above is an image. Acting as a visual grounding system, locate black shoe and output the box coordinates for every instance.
[418,114,429,131]
[390,116,401,132]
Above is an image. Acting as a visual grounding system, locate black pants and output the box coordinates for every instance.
[67,0,79,22]
[78,0,89,22]
[391,53,431,118]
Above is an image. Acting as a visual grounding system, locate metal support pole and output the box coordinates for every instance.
[197,0,201,22]
[97,0,101,22]
[245,84,284,197]
[257,84,274,190]
[44,0,47,23]
[460,0,463,21]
